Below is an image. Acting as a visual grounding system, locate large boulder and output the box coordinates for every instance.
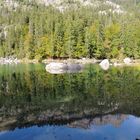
[123,57,131,65]
[45,62,83,74]
[45,62,68,71]
[99,59,110,70]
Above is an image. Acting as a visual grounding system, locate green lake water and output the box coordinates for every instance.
[0,64,140,140]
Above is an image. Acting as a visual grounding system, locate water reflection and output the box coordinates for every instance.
[0,64,140,139]
[0,115,140,140]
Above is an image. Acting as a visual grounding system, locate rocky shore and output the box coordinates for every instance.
[0,57,20,64]
[0,57,140,67]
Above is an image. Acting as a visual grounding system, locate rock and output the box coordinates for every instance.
[82,58,86,60]
[99,59,110,70]
[45,62,83,74]
[45,62,68,70]
[123,57,131,65]
[0,57,20,64]
[27,114,36,121]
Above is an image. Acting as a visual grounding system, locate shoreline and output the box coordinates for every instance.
[1,57,140,66]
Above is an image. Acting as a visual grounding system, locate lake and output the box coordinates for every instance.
[0,64,140,140]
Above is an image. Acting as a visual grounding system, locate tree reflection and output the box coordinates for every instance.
[0,64,140,131]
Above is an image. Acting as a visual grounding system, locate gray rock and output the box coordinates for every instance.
[99,59,110,70]
[45,62,83,74]
[123,57,131,65]
[45,62,68,70]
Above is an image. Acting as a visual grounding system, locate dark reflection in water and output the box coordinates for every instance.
[1,115,140,140]
[0,64,140,140]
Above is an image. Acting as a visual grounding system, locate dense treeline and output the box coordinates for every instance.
[0,0,140,60]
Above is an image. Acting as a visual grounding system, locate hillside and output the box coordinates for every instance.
[0,0,140,60]
[0,0,126,13]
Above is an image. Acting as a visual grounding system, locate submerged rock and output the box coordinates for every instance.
[99,59,110,70]
[67,63,82,70]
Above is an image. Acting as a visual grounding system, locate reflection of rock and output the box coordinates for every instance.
[91,114,127,127]
[99,59,110,70]
[0,117,2,122]
[69,114,128,129]
[68,119,90,129]
[27,115,36,122]
[46,69,66,74]
[123,57,131,65]
[0,106,119,131]
[45,62,83,74]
